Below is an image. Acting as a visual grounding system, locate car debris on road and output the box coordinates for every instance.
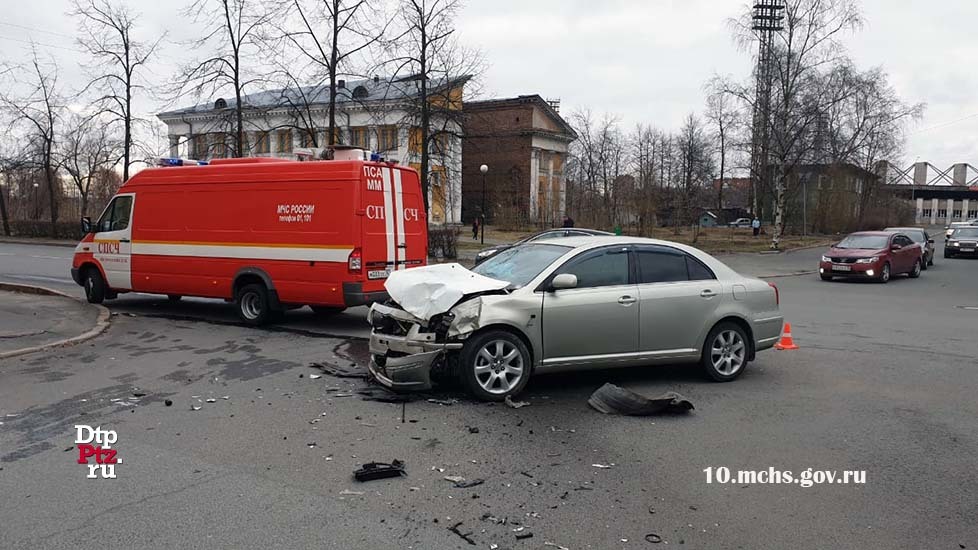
[353,459,406,482]
[587,384,694,416]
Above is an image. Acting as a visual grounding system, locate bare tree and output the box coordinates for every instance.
[172,0,272,157]
[676,114,715,235]
[388,0,481,220]
[268,0,390,146]
[60,114,122,217]
[0,49,64,236]
[705,80,738,212]
[71,0,162,182]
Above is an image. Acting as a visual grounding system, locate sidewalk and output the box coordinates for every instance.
[0,286,109,359]
[0,236,77,247]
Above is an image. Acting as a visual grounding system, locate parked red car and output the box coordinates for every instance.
[819,231,923,283]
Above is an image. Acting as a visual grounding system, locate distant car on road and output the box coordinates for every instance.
[473,228,612,265]
[819,231,922,283]
[368,236,784,400]
[945,226,978,258]
[944,220,978,242]
[728,218,753,228]
[884,227,935,269]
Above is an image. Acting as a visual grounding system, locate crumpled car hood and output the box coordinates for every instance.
[384,263,509,321]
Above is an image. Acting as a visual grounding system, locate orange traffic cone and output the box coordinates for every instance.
[775,323,800,350]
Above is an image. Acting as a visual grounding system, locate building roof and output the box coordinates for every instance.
[158,74,471,119]
[463,94,577,139]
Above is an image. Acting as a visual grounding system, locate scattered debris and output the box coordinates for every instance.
[427,398,456,406]
[358,389,414,403]
[339,489,364,496]
[447,522,477,546]
[444,475,466,484]
[221,396,229,400]
[543,542,569,550]
[164,399,173,407]
[311,362,368,379]
[307,442,317,448]
[468,426,480,434]
[454,478,485,489]
[309,374,322,380]
[515,531,534,540]
[504,396,530,409]
[63,446,74,452]
[132,392,147,397]
[587,384,694,416]
[354,459,406,482]
[645,533,663,543]
[205,398,216,403]
[190,406,201,411]
[591,463,615,469]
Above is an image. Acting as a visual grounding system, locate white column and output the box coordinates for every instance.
[529,149,540,221]
[931,198,938,225]
[269,130,279,158]
[168,136,180,157]
[947,198,955,221]
[916,197,924,224]
[963,199,971,219]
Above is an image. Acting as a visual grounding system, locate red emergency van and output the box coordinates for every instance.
[70,154,427,325]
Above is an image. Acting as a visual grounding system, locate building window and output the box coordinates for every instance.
[937,209,947,219]
[969,209,978,218]
[210,133,227,158]
[952,209,962,219]
[432,132,450,156]
[409,127,422,154]
[192,135,207,159]
[276,130,292,153]
[300,129,317,148]
[377,126,398,151]
[254,131,269,154]
[350,127,368,148]
[922,209,932,218]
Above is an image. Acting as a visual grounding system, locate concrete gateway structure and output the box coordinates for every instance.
[157,75,467,225]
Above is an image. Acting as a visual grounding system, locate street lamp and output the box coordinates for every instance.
[480,164,488,244]
[33,182,39,219]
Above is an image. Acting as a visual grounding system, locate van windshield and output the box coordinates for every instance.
[472,244,570,288]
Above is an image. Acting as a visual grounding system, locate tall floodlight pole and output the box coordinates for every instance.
[749,0,785,219]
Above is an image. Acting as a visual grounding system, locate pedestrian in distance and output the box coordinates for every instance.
[472,217,480,240]
[562,215,575,228]
[752,217,761,237]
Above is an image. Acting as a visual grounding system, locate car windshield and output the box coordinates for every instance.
[952,227,978,238]
[836,235,889,249]
[472,243,570,288]
[887,229,924,242]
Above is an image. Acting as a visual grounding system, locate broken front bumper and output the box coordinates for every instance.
[367,331,463,391]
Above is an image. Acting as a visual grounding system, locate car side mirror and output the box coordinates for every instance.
[551,273,578,291]
[81,217,92,234]
[927,239,934,244]
[891,244,902,251]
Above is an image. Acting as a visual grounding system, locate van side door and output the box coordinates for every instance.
[93,193,135,290]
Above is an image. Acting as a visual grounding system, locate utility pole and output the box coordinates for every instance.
[480,164,488,245]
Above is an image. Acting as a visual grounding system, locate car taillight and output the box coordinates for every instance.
[348,248,362,273]
[768,282,779,305]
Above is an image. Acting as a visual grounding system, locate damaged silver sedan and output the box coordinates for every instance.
[367,236,784,401]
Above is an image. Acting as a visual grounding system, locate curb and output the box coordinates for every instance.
[757,270,819,280]
[0,282,111,360]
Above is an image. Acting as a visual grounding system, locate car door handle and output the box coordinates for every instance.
[618,295,637,306]
[700,289,718,298]
[119,238,131,243]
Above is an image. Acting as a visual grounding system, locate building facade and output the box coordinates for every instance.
[460,95,577,226]
[157,75,467,225]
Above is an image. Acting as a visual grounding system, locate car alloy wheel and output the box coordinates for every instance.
[880,263,890,283]
[474,339,524,395]
[909,260,921,278]
[710,330,746,376]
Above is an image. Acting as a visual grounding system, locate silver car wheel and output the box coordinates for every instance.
[473,339,524,395]
[711,330,746,376]
[240,292,261,320]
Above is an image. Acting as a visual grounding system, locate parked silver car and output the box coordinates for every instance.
[367,237,784,401]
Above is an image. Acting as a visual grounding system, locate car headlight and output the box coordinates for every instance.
[855,256,879,264]
[476,249,497,258]
[821,255,830,262]
[952,242,960,247]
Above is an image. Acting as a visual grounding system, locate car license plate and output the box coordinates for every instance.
[833,264,852,272]
[963,248,975,253]
[368,269,391,280]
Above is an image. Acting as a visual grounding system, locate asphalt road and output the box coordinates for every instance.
[0,240,976,549]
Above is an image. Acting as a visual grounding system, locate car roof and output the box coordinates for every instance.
[532,235,703,251]
[885,227,925,232]
[530,228,612,236]
[848,231,893,236]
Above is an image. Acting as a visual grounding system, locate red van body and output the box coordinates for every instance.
[70,157,427,324]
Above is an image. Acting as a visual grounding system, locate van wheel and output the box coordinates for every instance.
[702,322,749,382]
[83,267,106,304]
[235,283,271,326]
[459,330,531,402]
[311,305,347,316]
[167,294,182,302]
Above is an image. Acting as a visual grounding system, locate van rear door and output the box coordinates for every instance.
[360,164,427,282]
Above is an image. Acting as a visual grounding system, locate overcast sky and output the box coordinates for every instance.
[2,0,977,168]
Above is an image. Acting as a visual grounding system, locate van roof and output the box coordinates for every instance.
[124,159,412,188]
